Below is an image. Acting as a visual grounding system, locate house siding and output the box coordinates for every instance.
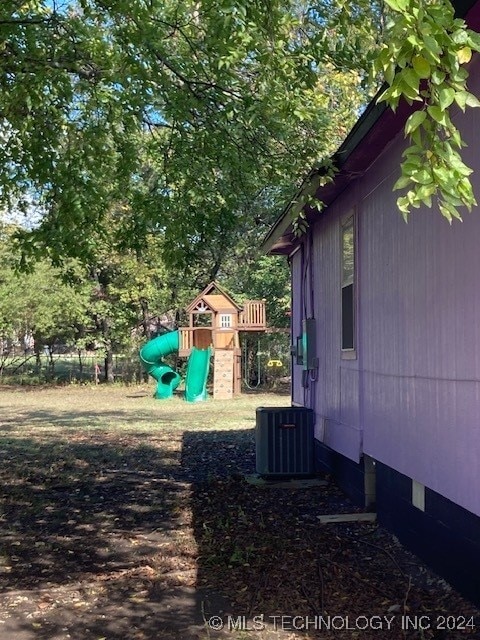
[358,60,480,518]
[298,57,480,518]
[310,211,363,462]
[361,173,480,516]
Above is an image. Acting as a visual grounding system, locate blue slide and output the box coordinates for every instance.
[139,330,181,399]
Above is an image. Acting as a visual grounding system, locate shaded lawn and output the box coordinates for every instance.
[0,386,288,640]
[0,386,478,640]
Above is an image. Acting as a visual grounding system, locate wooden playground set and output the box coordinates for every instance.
[140,282,271,401]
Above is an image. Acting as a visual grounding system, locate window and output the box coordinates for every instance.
[341,216,355,352]
[219,314,232,329]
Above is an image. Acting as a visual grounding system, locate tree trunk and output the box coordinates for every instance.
[140,298,150,382]
[47,345,55,376]
[77,349,83,379]
[91,268,115,384]
[34,344,42,373]
[104,347,114,383]
[101,317,115,382]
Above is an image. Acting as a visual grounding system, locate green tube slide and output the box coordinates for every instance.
[185,346,211,403]
[139,330,181,399]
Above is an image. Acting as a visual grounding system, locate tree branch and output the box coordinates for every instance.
[0,18,52,25]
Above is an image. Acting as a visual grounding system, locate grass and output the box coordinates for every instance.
[0,384,288,434]
[0,385,290,640]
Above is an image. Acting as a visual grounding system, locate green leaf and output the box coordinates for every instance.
[402,144,423,158]
[393,175,412,191]
[396,195,411,219]
[465,92,480,108]
[451,129,463,148]
[438,204,452,223]
[406,34,422,49]
[400,80,422,102]
[438,86,456,110]
[402,68,420,92]
[457,46,472,64]
[454,90,469,110]
[467,31,480,51]
[457,177,475,203]
[410,168,432,184]
[432,165,451,183]
[416,182,436,201]
[423,35,442,59]
[410,126,424,147]
[439,201,463,222]
[384,0,409,12]
[427,105,446,124]
[412,55,431,79]
[385,63,396,85]
[405,110,426,135]
[431,69,446,85]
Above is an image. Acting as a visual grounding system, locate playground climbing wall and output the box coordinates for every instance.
[213,349,234,400]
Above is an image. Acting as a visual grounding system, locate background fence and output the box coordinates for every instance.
[0,330,292,389]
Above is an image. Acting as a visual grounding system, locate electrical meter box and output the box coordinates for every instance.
[302,318,317,370]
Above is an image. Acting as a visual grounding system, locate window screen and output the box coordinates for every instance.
[341,217,355,351]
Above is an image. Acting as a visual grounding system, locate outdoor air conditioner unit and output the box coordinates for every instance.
[255,406,315,477]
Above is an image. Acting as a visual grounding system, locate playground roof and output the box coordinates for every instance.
[185,281,242,314]
[203,294,238,312]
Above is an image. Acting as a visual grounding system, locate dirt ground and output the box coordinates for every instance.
[0,386,479,640]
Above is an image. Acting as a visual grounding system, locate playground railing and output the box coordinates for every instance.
[239,300,266,330]
[179,328,195,354]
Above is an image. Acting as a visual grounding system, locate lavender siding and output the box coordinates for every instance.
[310,212,363,461]
[294,57,480,516]
[359,77,480,516]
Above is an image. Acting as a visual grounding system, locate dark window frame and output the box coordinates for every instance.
[341,214,356,358]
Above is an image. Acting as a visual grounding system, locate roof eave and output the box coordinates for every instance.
[261,90,389,255]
